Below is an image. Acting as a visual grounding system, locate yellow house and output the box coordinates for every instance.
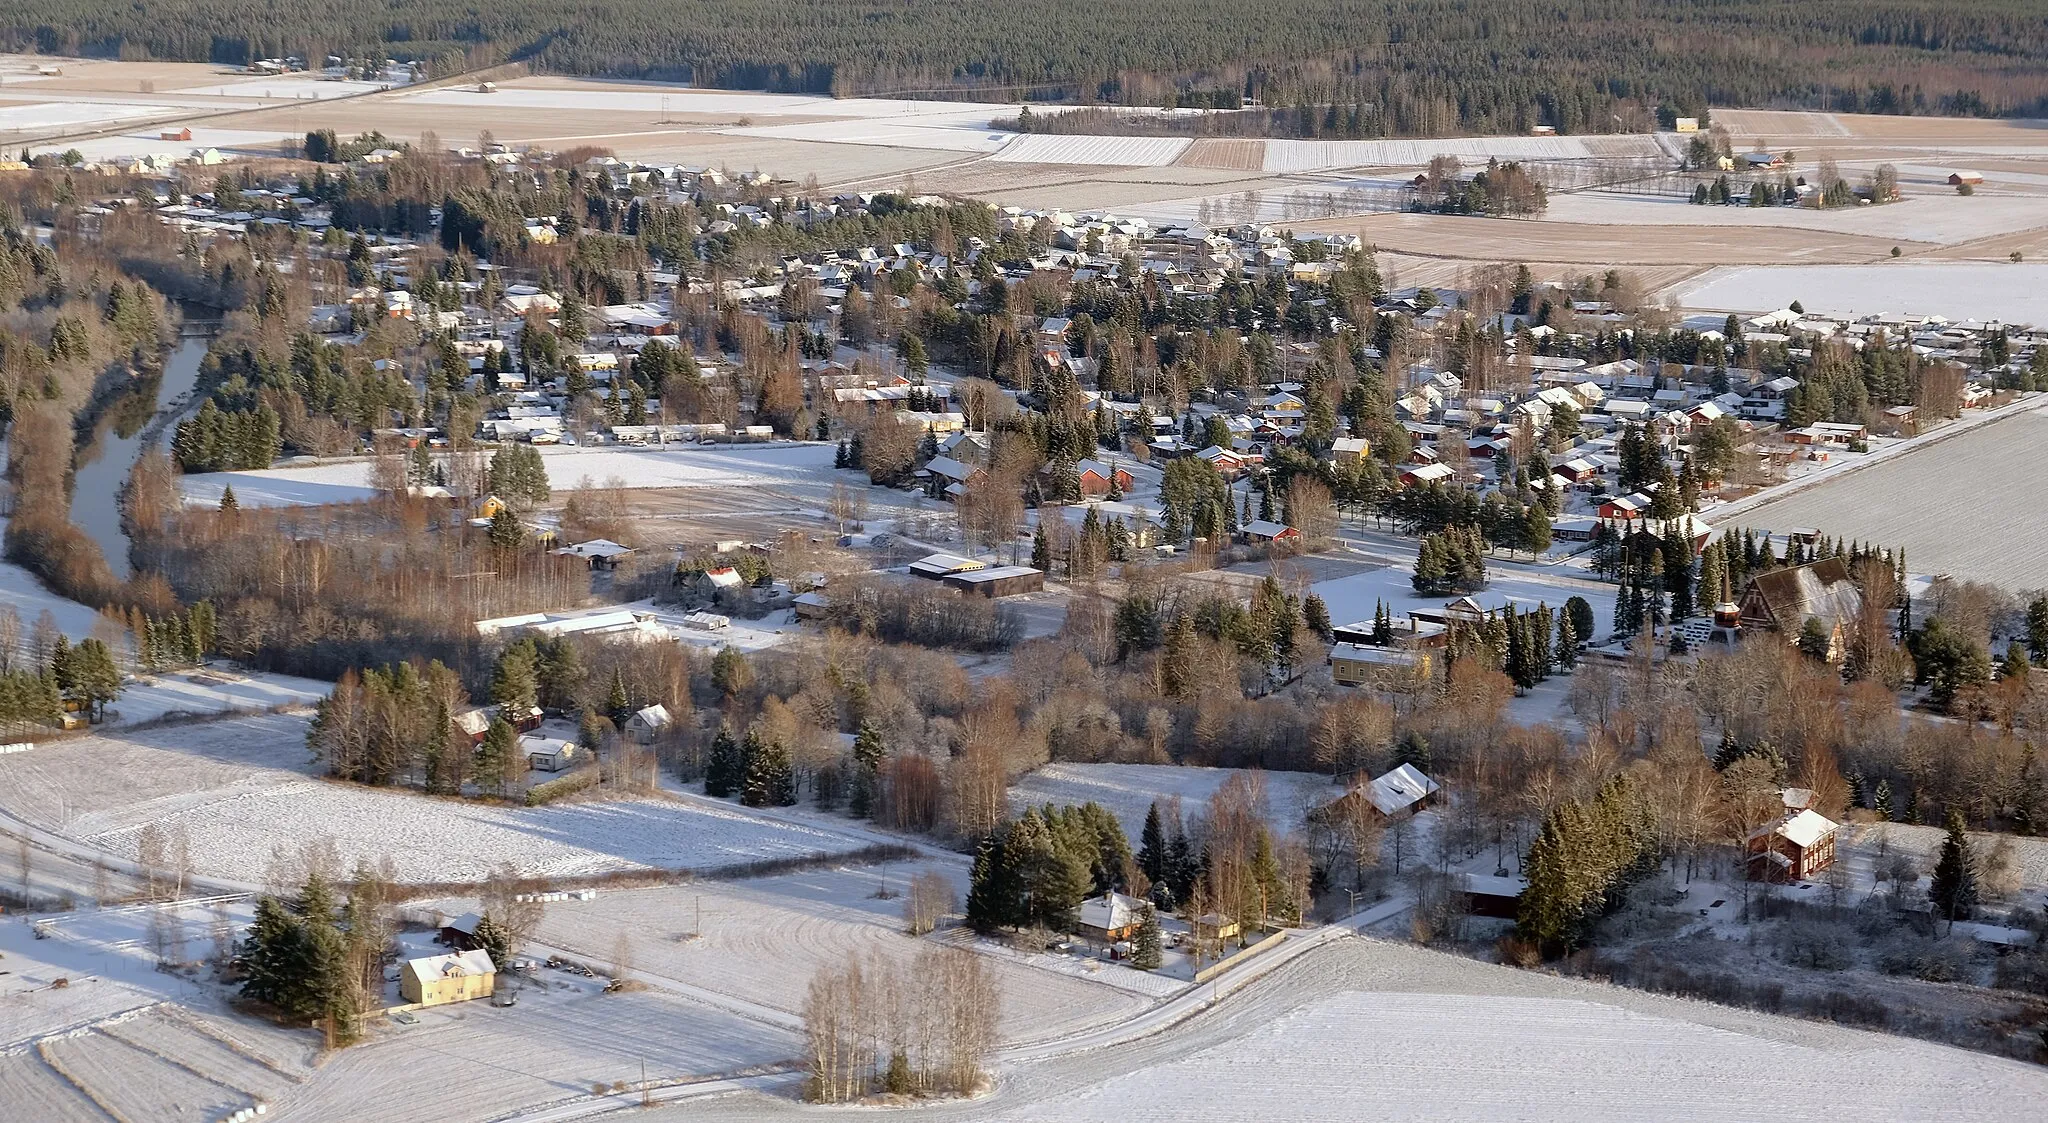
[476,494,508,519]
[400,950,496,1007]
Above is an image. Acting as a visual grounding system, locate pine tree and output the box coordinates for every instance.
[473,912,513,970]
[704,726,743,798]
[1874,777,1894,820]
[219,484,239,511]
[1132,903,1163,969]
[965,832,1022,934]
[1031,522,1050,571]
[1929,810,1978,925]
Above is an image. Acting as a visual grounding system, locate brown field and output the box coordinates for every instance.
[0,56,232,93]
[1296,212,1907,266]
[1177,138,1266,170]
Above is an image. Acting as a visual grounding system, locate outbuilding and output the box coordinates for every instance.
[942,565,1045,598]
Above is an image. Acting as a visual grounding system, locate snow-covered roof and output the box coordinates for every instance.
[1758,809,1837,848]
[1366,764,1440,816]
[1078,891,1146,933]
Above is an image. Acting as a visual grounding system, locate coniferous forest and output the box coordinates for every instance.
[8,1,2048,133]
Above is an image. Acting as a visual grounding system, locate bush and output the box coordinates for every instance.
[525,769,598,805]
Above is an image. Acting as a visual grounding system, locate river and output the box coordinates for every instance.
[68,329,211,580]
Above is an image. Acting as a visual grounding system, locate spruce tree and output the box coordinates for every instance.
[219,484,239,511]
[1303,593,1333,643]
[704,726,743,798]
[1132,903,1163,969]
[1137,802,1167,885]
[743,738,796,807]
[1929,810,1978,925]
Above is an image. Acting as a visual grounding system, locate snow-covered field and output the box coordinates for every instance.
[400,84,1028,121]
[1309,557,1621,644]
[1673,262,2048,322]
[1261,134,1668,173]
[504,858,1156,1043]
[1010,763,1342,840]
[50,126,302,164]
[0,713,874,885]
[0,98,175,133]
[1549,190,2047,246]
[990,135,1193,166]
[171,76,392,100]
[180,441,844,508]
[724,117,1013,153]
[0,545,104,644]
[106,668,331,726]
[1722,405,2048,588]
[1019,987,2048,1122]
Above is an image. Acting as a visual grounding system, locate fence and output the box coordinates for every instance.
[1193,929,1289,985]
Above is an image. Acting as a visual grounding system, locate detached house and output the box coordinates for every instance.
[1075,459,1134,497]
[1738,557,1863,661]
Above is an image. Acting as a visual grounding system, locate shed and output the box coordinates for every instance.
[1462,873,1527,919]
[1240,520,1301,547]
[909,552,985,580]
[439,912,484,950]
[400,949,496,1007]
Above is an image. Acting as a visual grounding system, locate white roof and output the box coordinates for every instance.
[404,949,495,979]
[631,704,672,728]
[1366,764,1440,816]
[1760,809,1837,848]
[1078,891,1145,932]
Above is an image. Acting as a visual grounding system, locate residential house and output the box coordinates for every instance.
[1077,891,1147,942]
[400,950,497,1007]
[526,738,578,773]
[1746,809,1839,883]
[1239,520,1301,548]
[626,704,673,742]
[1075,459,1134,497]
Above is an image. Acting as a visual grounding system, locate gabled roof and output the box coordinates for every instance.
[1078,891,1146,932]
[1743,557,1861,634]
[1367,763,1440,815]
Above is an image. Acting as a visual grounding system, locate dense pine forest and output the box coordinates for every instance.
[9,1,2048,133]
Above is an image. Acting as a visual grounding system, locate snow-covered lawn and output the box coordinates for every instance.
[1010,762,1343,840]
[0,713,874,885]
[51,127,302,164]
[1673,262,2048,322]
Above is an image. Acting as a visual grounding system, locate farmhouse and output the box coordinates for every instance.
[1746,809,1839,883]
[400,949,497,1007]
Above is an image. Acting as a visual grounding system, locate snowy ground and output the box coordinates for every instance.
[44,126,303,164]
[989,135,1193,166]
[0,713,875,886]
[1715,403,2048,588]
[1009,762,1343,841]
[454,857,1157,1045]
[1548,190,2048,246]
[1307,550,1621,644]
[1673,261,2048,322]
[179,442,844,508]
[648,937,2048,1122]
[104,668,331,726]
[1261,133,1668,174]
